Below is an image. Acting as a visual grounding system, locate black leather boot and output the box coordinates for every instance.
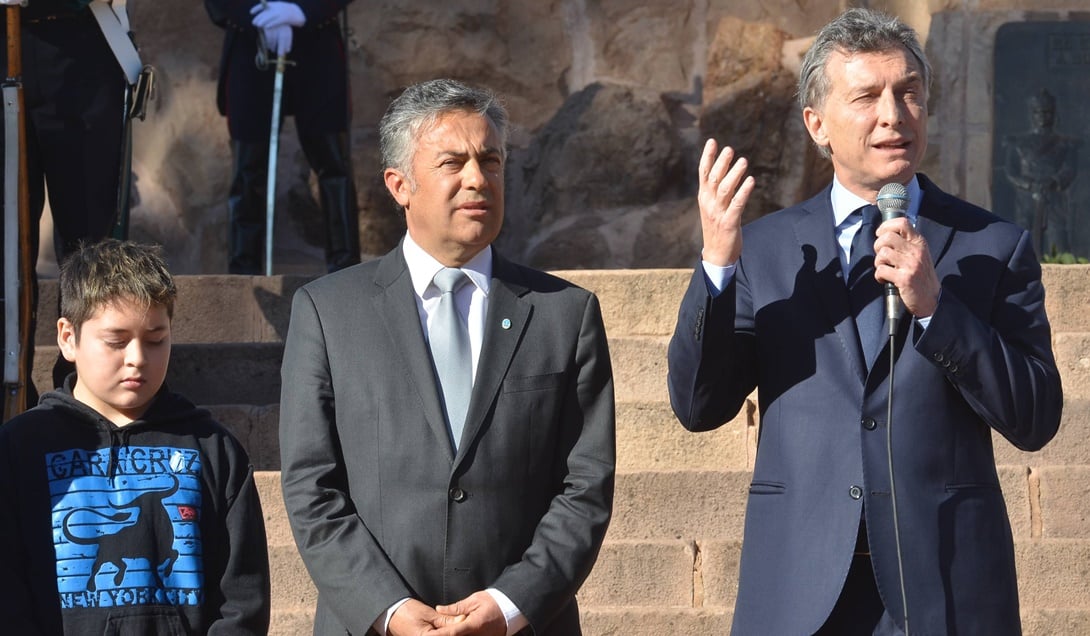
[227,140,269,275]
[300,131,361,272]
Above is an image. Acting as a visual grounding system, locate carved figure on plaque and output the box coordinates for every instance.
[1003,89,1078,257]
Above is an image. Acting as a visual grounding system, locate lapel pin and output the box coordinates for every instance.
[501,318,512,330]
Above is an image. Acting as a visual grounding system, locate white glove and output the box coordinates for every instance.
[250,2,305,29]
[262,24,293,57]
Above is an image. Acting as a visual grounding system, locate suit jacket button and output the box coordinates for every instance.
[849,485,863,500]
[449,488,467,503]
[861,417,877,431]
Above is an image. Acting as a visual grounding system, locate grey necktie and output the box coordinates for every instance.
[848,204,885,367]
[428,267,473,450]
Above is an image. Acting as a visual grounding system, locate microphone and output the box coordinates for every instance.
[876,182,910,335]
[876,181,913,634]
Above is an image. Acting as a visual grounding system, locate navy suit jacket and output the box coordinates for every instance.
[668,175,1062,635]
[279,245,615,635]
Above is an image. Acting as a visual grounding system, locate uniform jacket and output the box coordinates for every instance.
[0,381,271,635]
[203,0,352,139]
[668,174,1062,635]
[279,245,616,635]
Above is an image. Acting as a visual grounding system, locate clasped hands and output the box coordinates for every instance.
[389,591,506,636]
[251,1,305,57]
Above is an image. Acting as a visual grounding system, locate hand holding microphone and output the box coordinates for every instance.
[876,183,909,334]
[873,182,940,326]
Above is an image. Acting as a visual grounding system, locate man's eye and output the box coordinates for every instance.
[105,341,127,350]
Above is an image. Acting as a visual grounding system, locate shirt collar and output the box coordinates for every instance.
[831,174,922,228]
[403,233,493,299]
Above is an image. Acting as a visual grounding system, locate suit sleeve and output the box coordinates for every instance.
[491,292,616,630]
[667,264,759,432]
[913,228,1063,451]
[279,287,413,632]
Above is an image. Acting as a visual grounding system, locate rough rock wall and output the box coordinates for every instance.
[101,0,1084,275]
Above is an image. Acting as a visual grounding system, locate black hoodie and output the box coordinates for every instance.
[0,380,271,634]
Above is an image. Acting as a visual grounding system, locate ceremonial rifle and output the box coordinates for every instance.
[3,4,34,420]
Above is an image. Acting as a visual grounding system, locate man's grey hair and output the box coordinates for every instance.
[797,8,932,113]
[379,78,510,179]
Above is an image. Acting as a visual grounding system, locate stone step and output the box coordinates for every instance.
[32,265,1087,344]
[32,269,692,347]
[32,343,284,406]
[31,334,672,408]
[34,276,311,346]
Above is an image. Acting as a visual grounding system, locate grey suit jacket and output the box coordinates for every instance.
[669,175,1062,635]
[280,245,615,635]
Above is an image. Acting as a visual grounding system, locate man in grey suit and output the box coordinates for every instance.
[668,8,1062,635]
[279,79,615,636]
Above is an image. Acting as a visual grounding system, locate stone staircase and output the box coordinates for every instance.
[32,266,1090,634]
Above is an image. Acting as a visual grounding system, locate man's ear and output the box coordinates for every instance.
[383,168,411,209]
[802,106,830,151]
[57,318,78,362]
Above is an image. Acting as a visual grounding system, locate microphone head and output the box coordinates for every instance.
[876,182,909,221]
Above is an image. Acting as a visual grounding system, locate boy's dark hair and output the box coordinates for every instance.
[59,239,177,335]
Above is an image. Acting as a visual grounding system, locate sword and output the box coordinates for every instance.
[252,0,292,276]
[265,52,286,276]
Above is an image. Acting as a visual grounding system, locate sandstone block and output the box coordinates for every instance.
[255,470,294,548]
[168,342,284,405]
[579,540,695,607]
[269,543,317,610]
[617,400,753,472]
[998,465,1032,540]
[1054,333,1090,400]
[1021,608,1090,636]
[556,269,692,338]
[270,608,315,636]
[1036,466,1090,539]
[609,336,671,404]
[694,539,743,609]
[1015,539,1090,608]
[176,275,310,344]
[1042,265,1090,334]
[609,471,751,541]
[210,404,281,471]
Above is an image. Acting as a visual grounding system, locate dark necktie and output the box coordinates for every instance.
[429,268,473,450]
[848,205,885,367]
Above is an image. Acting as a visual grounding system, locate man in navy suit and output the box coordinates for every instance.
[668,8,1063,635]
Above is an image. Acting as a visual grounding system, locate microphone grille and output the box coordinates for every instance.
[876,182,909,217]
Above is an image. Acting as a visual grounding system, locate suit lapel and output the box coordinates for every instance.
[914,174,955,271]
[791,190,870,383]
[454,254,531,467]
[371,246,456,463]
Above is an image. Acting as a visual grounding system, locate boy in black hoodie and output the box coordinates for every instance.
[0,240,271,634]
